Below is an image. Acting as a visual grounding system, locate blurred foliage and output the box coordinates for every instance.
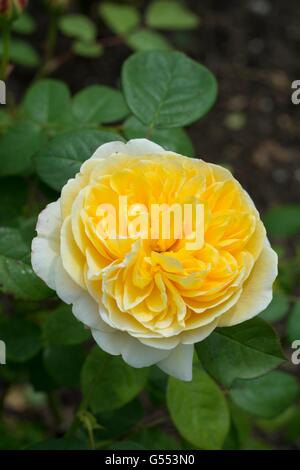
[0,0,299,453]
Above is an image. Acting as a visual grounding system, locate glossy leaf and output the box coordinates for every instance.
[146,0,199,30]
[73,40,103,58]
[126,29,171,51]
[230,371,300,419]
[0,39,40,67]
[263,205,300,237]
[81,347,148,413]
[122,51,217,128]
[35,129,122,191]
[0,227,52,300]
[59,14,97,41]
[44,345,85,387]
[260,291,289,323]
[1,318,42,362]
[0,121,46,176]
[28,438,87,450]
[196,318,285,387]
[99,2,140,35]
[12,13,36,35]
[23,79,72,127]
[0,177,27,226]
[124,116,194,156]
[167,368,230,449]
[72,85,129,125]
[43,304,90,346]
[287,299,300,343]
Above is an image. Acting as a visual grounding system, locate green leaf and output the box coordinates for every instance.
[256,405,297,433]
[59,14,97,41]
[73,40,103,58]
[72,85,129,125]
[28,353,57,392]
[18,217,38,246]
[81,347,148,413]
[0,227,52,301]
[0,39,40,67]
[196,318,285,388]
[124,116,194,156]
[147,367,168,405]
[28,437,87,450]
[0,121,46,176]
[287,299,300,343]
[284,406,300,443]
[167,368,230,449]
[35,129,121,191]
[223,401,251,450]
[96,399,143,439]
[243,437,273,450]
[146,0,199,30]
[44,345,85,387]
[263,205,300,237]
[99,2,140,35]
[122,50,217,128]
[126,29,171,51]
[43,304,90,346]
[109,442,145,450]
[230,371,300,419]
[0,109,12,128]
[260,291,289,323]
[1,318,42,362]
[23,79,72,127]
[12,12,36,35]
[134,428,182,450]
[0,177,27,225]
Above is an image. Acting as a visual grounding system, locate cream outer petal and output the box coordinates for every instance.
[91,328,170,367]
[31,200,61,290]
[218,239,278,327]
[90,138,166,161]
[158,344,194,381]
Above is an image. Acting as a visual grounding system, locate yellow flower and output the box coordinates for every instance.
[31,139,277,381]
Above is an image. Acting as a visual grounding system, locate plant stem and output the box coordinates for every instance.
[86,422,95,450]
[0,24,11,81]
[46,12,58,63]
[35,12,58,79]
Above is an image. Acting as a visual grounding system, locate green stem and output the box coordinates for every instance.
[86,422,95,450]
[0,24,11,81]
[35,12,58,79]
[46,12,58,63]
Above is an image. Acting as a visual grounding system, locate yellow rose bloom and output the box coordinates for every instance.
[31,139,278,381]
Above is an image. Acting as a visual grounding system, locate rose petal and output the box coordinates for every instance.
[122,336,170,367]
[158,344,194,381]
[218,239,278,327]
[91,141,127,160]
[91,328,128,356]
[181,318,219,344]
[31,200,61,290]
[126,138,165,155]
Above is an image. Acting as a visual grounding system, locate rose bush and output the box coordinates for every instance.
[31,138,278,381]
[1,44,298,450]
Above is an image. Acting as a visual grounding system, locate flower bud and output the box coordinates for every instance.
[0,0,27,23]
